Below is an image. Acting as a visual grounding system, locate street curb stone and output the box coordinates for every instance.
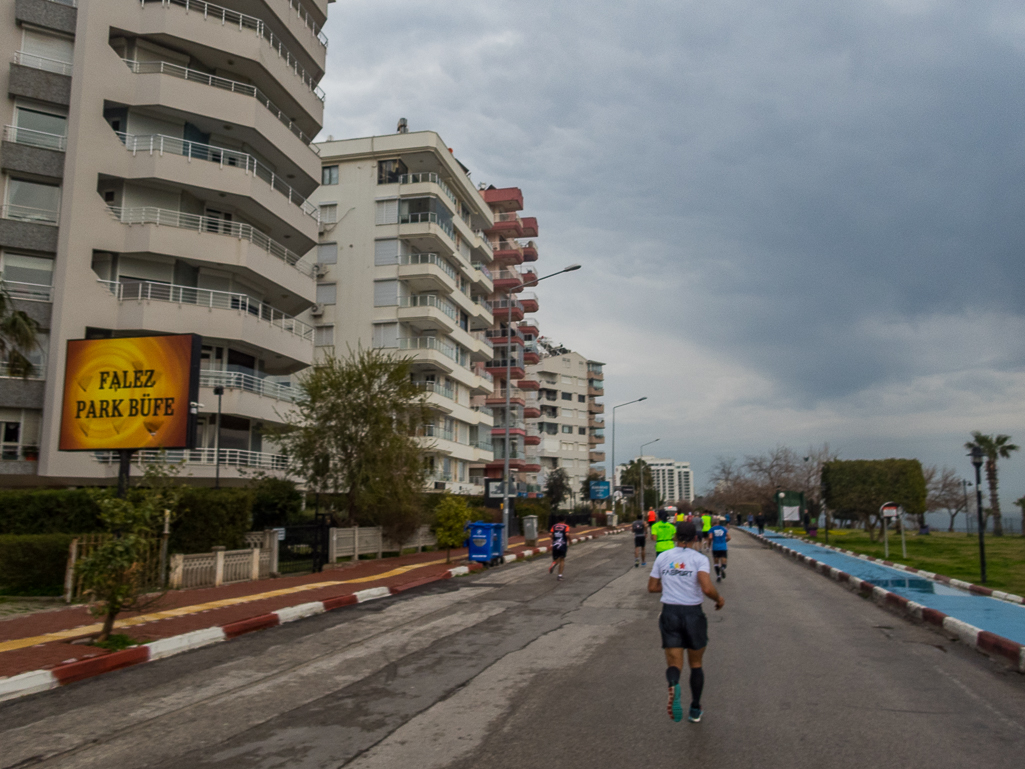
[744,529,1025,674]
[0,526,629,703]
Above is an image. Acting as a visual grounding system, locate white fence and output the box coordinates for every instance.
[330,525,437,562]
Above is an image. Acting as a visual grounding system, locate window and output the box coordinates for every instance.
[6,179,61,222]
[314,325,334,346]
[578,394,586,403]
[578,427,586,435]
[319,203,337,223]
[377,159,408,184]
[14,106,67,149]
[561,425,573,434]
[317,243,337,265]
[321,165,339,185]
[0,409,40,460]
[1,252,53,293]
[561,392,572,401]
[316,283,336,305]
[560,441,574,452]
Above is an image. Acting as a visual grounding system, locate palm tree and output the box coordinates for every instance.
[0,286,40,378]
[965,432,1019,537]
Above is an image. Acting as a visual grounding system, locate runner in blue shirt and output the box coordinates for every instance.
[709,518,731,582]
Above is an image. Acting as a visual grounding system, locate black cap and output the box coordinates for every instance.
[675,521,698,542]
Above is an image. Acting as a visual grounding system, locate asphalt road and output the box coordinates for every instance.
[1,534,1023,769]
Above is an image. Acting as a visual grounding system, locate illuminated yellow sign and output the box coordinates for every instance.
[59,335,200,451]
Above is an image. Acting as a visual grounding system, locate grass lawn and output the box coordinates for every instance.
[774,527,1025,598]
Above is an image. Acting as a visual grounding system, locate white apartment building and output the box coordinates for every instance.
[529,350,605,508]
[308,130,497,495]
[0,0,332,485]
[615,456,694,505]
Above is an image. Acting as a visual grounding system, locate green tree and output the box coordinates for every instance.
[0,285,40,378]
[965,432,1019,537]
[821,459,927,541]
[619,459,659,511]
[432,495,473,563]
[275,347,430,543]
[544,468,571,511]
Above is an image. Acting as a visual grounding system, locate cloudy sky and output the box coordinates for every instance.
[320,0,1025,510]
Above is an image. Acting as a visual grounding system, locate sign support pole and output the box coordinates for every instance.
[117,449,134,498]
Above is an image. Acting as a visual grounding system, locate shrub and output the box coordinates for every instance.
[514,498,550,532]
[431,496,474,562]
[0,534,74,595]
[168,488,253,553]
[0,489,102,535]
[251,477,303,529]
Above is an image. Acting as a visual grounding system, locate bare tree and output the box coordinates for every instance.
[925,465,967,532]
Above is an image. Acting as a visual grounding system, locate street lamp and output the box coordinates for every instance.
[969,446,987,583]
[639,438,660,519]
[212,386,224,489]
[500,264,581,553]
[611,396,647,509]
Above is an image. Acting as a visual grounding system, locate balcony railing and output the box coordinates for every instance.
[399,211,455,240]
[286,0,329,47]
[397,336,458,361]
[143,0,325,99]
[1,204,58,225]
[108,206,314,276]
[472,404,494,418]
[47,0,76,6]
[0,361,46,379]
[403,294,458,322]
[395,172,457,206]
[489,298,525,314]
[3,125,66,151]
[99,280,314,342]
[474,438,494,452]
[485,327,524,342]
[93,448,288,469]
[471,262,493,280]
[396,252,458,282]
[121,59,320,151]
[492,211,522,224]
[470,331,494,350]
[199,369,298,403]
[0,444,39,461]
[415,380,455,400]
[493,268,523,283]
[0,279,52,302]
[12,51,73,76]
[115,132,319,221]
[420,424,455,442]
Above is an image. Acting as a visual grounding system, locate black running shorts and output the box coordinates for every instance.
[634,536,646,547]
[659,604,708,650]
[712,550,727,559]
[552,545,567,560]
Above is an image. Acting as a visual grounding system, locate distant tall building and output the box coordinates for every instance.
[615,456,693,505]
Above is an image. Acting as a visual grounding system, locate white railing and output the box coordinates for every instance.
[472,404,494,417]
[472,262,493,280]
[399,211,455,239]
[0,361,45,379]
[421,424,455,441]
[395,172,457,205]
[200,369,298,402]
[470,331,494,350]
[120,59,320,152]
[12,51,73,76]
[99,279,315,342]
[142,0,325,100]
[521,315,539,328]
[3,125,66,151]
[0,279,52,302]
[403,294,458,322]
[397,335,457,361]
[478,369,495,385]
[397,252,458,282]
[287,0,329,47]
[115,132,320,221]
[493,211,522,223]
[108,206,313,276]
[493,269,523,283]
[93,447,289,469]
[170,546,270,589]
[1,204,59,225]
[518,291,538,302]
[490,297,525,313]
[415,380,455,400]
[490,239,522,254]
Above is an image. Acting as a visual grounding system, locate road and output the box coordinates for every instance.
[1,534,1023,768]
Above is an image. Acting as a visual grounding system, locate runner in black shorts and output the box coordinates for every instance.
[648,521,724,723]
[549,515,570,581]
[631,515,648,567]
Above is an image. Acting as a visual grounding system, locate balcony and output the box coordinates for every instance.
[521,217,538,237]
[485,326,525,345]
[399,294,459,330]
[12,50,73,76]
[519,291,538,313]
[486,388,526,406]
[414,379,455,402]
[517,378,540,390]
[420,424,455,442]
[519,318,539,336]
[395,172,458,207]
[481,187,523,211]
[490,239,524,265]
[93,448,288,471]
[394,252,459,292]
[588,416,605,428]
[485,358,525,381]
[490,297,524,322]
[588,400,605,414]
[523,343,540,365]
[519,268,537,286]
[281,0,329,49]
[590,451,606,463]
[0,279,52,302]
[588,367,604,380]
[199,369,298,403]
[1,203,58,225]
[3,125,66,152]
[588,385,604,397]
[492,268,523,292]
[521,240,538,262]
[115,132,319,222]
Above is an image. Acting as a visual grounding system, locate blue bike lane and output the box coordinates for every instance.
[744,529,1025,647]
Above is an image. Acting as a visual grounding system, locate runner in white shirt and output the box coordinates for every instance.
[648,521,724,723]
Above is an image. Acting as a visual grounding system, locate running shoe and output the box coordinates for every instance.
[688,707,702,723]
[557,574,564,581]
[667,685,683,722]
[716,576,721,582]
[549,561,556,574]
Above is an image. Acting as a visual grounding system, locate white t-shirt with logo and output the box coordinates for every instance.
[650,546,710,606]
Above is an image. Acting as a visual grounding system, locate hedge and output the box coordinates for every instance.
[0,489,102,535]
[0,534,74,596]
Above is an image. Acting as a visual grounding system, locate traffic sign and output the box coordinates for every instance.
[617,485,635,496]
[589,480,611,500]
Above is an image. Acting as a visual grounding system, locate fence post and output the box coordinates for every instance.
[63,538,78,603]
[213,546,226,586]
[328,528,337,564]
[377,526,383,559]
[269,533,279,574]
[251,547,261,581]
[353,524,359,560]
[169,554,184,589]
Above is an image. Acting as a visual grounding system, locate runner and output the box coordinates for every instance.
[632,515,648,567]
[648,521,724,723]
[700,510,713,552]
[709,517,731,581]
[548,515,571,580]
[646,507,657,532]
[650,510,677,556]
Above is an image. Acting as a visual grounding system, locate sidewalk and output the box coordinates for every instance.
[0,525,618,681]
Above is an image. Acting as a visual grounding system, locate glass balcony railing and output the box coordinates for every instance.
[12,51,73,76]
[397,336,458,361]
[471,262,493,280]
[3,125,66,151]
[415,380,455,400]
[0,279,52,302]
[1,204,58,225]
[420,424,455,442]
[394,172,457,206]
[399,210,455,240]
[402,294,458,322]
[396,252,458,282]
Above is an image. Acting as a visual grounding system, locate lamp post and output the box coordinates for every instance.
[969,447,987,583]
[500,264,581,553]
[961,478,971,536]
[639,438,660,519]
[611,396,647,512]
[213,385,224,489]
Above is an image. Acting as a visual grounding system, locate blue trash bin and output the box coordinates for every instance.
[466,522,505,566]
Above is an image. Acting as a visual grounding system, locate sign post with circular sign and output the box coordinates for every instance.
[879,502,901,559]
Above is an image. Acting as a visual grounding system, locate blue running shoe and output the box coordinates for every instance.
[688,706,703,723]
[667,685,683,722]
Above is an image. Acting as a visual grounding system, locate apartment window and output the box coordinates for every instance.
[14,105,67,149]
[6,179,61,222]
[322,165,339,185]
[314,325,334,347]
[561,425,573,434]
[377,159,408,184]
[560,441,574,452]
[1,252,53,293]
[317,243,338,265]
[578,427,586,435]
[0,409,40,461]
[316,283,336,305]
[578,394,586,403]
[561,392,572,401]
[319,203,338,223]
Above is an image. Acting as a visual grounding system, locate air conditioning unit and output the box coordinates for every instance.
[315,264,328,278]
[310,304,324,317]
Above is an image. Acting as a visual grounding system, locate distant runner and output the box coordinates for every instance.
[549,516,570,581]
[648,521,724,723]
[709,518,731,581]
[700,511,713,552]
[650,510,676,556]
[646,508,657,531]
[632,515,648,567]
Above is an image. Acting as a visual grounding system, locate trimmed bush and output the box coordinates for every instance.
[169,488,253,554]
[251,477,303,529]
[0,489,102,535]
[0,534,74,596]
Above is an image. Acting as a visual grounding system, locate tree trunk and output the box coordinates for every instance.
[986,459,1004,536]
[446,547,451,565]
[97,610,117,643]
[948,513,956,533]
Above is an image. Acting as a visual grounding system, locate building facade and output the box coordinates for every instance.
[615,456,694,506]
[309,130,496,495]
[529,349,605,507]
[1,0,332,485]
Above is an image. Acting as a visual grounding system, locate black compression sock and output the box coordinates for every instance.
[666,666,681,687]
[689,667,704,708]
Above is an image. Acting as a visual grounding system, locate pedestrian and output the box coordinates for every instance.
[709,518,731,581]
[755,513,765,535]
[700,510,713,552]
[632,515,648,567]
[549,515,570,581]
[646,507,657,532]
[648,521,725,723]
[651,510,677,556]
[746,513,754,529]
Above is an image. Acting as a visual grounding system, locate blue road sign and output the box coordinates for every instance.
[590,480,611,500]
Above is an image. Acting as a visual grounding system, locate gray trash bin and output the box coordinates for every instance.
[523,515,538,546]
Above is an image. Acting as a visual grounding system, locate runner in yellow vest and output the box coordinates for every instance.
[700,512,713,552]
[651,510,677,555]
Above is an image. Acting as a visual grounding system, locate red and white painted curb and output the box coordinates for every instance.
[746,530,1025,673]
[0,528,629,703]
